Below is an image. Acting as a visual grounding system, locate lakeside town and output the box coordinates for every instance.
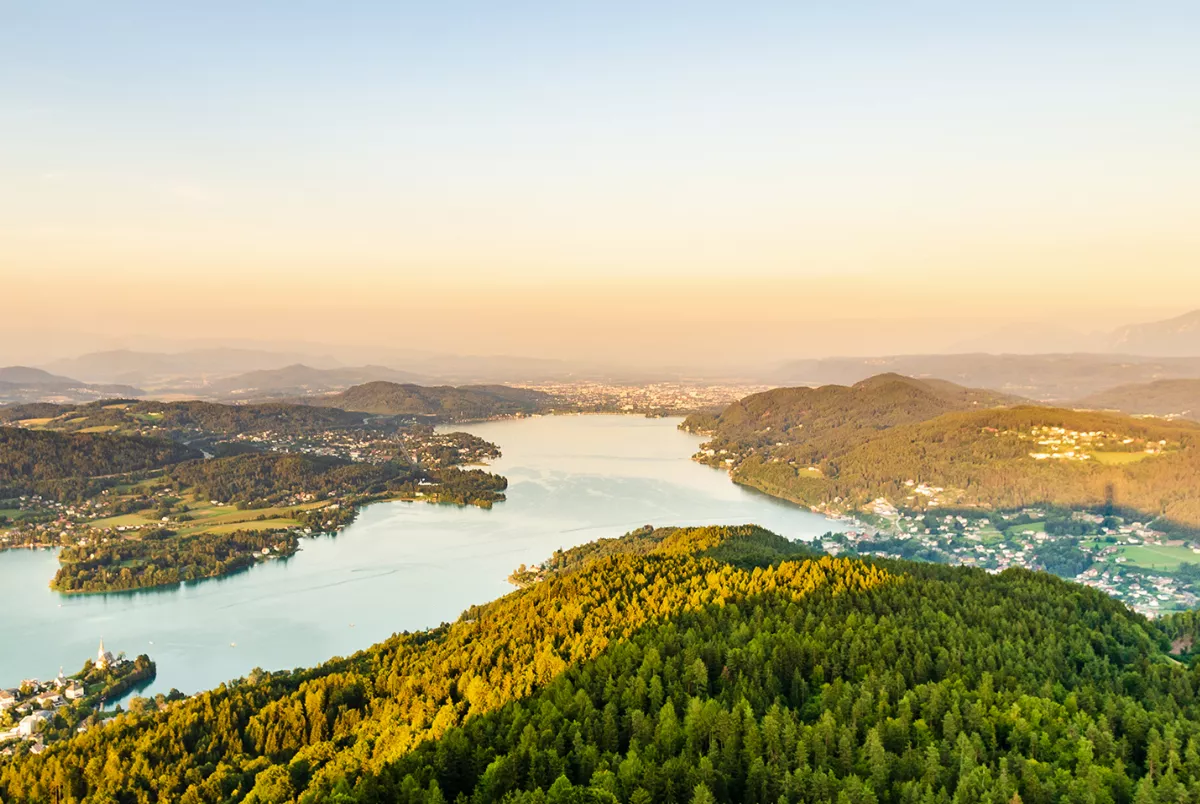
[817,505,1200,616]
[0,641,155,759]
[520,381,772,416]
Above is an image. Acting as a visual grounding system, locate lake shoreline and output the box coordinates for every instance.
[0,415,845,698]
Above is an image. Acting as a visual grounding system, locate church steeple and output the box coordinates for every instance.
[97,638,112,669]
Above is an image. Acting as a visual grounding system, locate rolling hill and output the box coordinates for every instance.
[4,524,1200,802]
[202,364,427,399]
[771,353,1200,401]
[313,381,556,419]
[682,373,1020,461]
[0,366,142,405]
[0,399,399,437]
[688,373,1200,529]
[0,428,200,497]
[43,348,341,387]
[1075,378,1200,421]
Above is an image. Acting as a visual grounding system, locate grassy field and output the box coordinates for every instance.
[89,513,158,528]
[1092,451,1154,466]
[1114,544,1200,571]
[1006,521,1046,538]
[77,425,120,434]
[16,417,54,427]
[89,494,330,535]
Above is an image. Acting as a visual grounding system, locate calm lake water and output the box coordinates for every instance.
[0,415,844,699]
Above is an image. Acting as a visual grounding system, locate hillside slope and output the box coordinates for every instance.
[688,374,1200,529]
[204,364,428,398]
[1076,378,1200,421]
[315,381,555,419]
[682,374,1017,464]
[3,524,1199,803]
[0,428,199,497]
[0,365,142,404]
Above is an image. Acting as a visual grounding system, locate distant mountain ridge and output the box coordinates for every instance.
[44,348,343,388]
[773,353,1200,401]
[1075,379,1200,421]
[1108,309,1200,356]
[202,364,428,398]
[0,365,142,404]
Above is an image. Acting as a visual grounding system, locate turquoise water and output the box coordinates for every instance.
[0,415,843,699]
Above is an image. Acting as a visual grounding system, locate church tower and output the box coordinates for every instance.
[97,638,113,670]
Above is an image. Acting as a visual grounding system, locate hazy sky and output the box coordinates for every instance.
[3,2,1199,365]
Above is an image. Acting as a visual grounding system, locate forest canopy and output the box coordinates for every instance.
[6,524,1200,803]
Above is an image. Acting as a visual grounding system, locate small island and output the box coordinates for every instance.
[0,641,156,758]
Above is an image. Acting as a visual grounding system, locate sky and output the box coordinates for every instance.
[2,2,1199,366]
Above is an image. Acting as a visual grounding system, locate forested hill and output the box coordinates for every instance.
[6,524,1200,803]
[1076,379,1200,421]
[0,428,199,496]
[313,381,555,419]
[681,374,1018,460]
[0,399,390,435]
[684,374,1200,529]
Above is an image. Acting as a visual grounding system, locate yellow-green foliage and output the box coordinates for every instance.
[7,523,1200,803]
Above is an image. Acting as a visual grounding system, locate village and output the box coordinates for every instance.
[0,425,502,554]
[518,381,771,416]
[1014,424,1172,463]
[0,641,153,758]
[821,504,1200,616]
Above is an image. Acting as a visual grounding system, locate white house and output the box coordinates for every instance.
[18,711,52,737]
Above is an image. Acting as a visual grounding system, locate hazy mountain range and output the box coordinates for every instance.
[5,309,1200,406]
[0,366,142,404]
[1075,379,1200,420]
[1106,309,1200,357]
[773,353,1200,401]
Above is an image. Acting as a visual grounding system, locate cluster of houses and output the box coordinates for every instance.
[0,640,116,756]
[1015,425,1170,462]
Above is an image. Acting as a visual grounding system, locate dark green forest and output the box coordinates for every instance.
[167,453,419,507]
[51,527,299,594]
[6,525,1200,803]
[0,428,199,498]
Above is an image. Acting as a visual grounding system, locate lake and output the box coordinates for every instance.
[0,415,844,699]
